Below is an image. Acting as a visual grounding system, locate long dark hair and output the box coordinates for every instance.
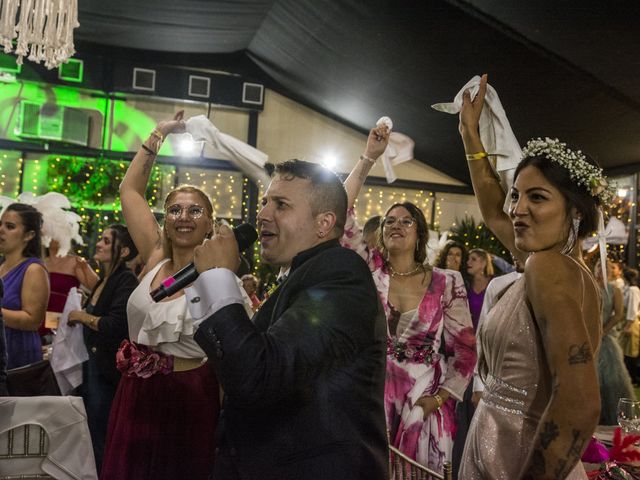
[378,202,429,264]
[4,203,43,259]
[103,224,138,277]
[514,154,600,238]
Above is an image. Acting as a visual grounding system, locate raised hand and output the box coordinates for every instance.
[459,73,488,139]
[364,125,391,161]
[156,110,187,137]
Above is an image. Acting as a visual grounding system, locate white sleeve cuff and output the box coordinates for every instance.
[473,375,485,393]
[185,268,245,327]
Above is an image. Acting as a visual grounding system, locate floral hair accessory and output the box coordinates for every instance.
[521,137,616,205]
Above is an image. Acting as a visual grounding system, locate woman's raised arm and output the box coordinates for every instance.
[458,74,523,263]
[119,111,186,263]
[344,125,390,208]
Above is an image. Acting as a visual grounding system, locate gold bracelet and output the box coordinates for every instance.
[151,129,164,142]
[360,154,376,164]
[466,151,488,161]
[432,393,443,409]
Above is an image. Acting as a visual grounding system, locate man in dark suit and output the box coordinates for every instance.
[186,160,388,480]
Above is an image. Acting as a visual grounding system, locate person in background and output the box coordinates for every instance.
[362,215,381,251]
[621,267,640,384]
[436,241,468,279]
[595,260,635,425]
[241,274,261,311]
[44,239,98,337]
[0,204,50,369]
[0,280,7,396]
[67,224,139,473]
[458,74,602,478]
[342,125,476,472]
[465,248,494,330]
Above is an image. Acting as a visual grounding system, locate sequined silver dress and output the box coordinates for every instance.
[459,275,587,479]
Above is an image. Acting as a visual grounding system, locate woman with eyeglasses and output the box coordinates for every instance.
[342,126,476,472]
[101,112,221,480]
[67,224,138,473]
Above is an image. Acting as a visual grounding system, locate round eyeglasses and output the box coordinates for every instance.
[382,216,416,228]
[165,204,205,220]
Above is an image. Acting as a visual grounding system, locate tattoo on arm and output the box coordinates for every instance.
[568,342,592,365]
[540,421,560,449]
[142,157,154,176]
[529,449,545,476]
[553,430,583,478]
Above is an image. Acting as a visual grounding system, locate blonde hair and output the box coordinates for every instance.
[468,248,494,277]
[162,185,215,258]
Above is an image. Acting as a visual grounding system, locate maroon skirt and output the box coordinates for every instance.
[100,363,219,479]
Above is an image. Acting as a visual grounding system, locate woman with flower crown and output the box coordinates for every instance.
[457,74,608,479]
[341,125,476,473]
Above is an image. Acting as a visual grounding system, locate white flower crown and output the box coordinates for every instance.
[521,137,616,205]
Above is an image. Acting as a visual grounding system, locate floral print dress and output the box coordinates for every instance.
[341,209,476,471]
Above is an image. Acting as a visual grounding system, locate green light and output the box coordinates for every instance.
[58,59,84,83]
[0,53,21,74]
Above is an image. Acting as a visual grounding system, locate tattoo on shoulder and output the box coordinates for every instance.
[568,342,593,365]
[540,421,560,449]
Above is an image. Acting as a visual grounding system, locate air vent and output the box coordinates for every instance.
[16,102,90,146]
[242,82,264,105]
[189,75,210,98]
[133,68,156,91]
[58,59,83,83]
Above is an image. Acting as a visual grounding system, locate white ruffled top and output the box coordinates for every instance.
[127,259,205,359]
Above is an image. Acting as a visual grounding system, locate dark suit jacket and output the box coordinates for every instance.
[83,265,138,386]
[195,239,388,480]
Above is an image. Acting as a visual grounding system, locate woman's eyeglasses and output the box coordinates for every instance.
[165,204,205,220]
[382,216,416,228]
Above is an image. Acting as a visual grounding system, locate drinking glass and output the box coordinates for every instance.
[617,397,640,434]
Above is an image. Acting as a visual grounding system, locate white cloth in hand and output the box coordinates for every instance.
[185,115,271,185]
[432,75,522,211]
[50,288,88,395]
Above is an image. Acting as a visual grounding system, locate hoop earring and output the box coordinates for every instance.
[561,217,580,255]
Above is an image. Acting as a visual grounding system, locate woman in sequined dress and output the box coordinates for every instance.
[458,74,603,479]
[341,125,476,473]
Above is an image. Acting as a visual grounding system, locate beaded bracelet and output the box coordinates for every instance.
[465,151,488,161]
[359,154,376,164]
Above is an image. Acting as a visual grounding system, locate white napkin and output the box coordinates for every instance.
[381,132,415,183]
[50,288,88,394]
[432,75,522,211]
[185,115,271,186]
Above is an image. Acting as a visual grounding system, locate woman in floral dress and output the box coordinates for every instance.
[341,125,476,472]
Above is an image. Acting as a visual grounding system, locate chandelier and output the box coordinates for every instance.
[0,0,79,69]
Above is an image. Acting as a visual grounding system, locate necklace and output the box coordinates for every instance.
[389,263,422,278]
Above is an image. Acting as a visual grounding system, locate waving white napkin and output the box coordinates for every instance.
[50,288,88,394]
[184,115,271,186]
[380,132,415,183]
[432,75,522,210]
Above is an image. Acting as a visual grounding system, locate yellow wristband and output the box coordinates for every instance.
[433,393,443,409]
[466,151,488,161]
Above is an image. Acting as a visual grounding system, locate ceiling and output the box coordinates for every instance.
[75,0,640,185]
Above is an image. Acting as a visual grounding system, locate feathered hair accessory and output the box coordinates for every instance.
[0,192,83,256]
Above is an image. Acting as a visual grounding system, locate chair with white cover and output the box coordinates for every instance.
[0,396,97,480]
[388,445,453,480]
